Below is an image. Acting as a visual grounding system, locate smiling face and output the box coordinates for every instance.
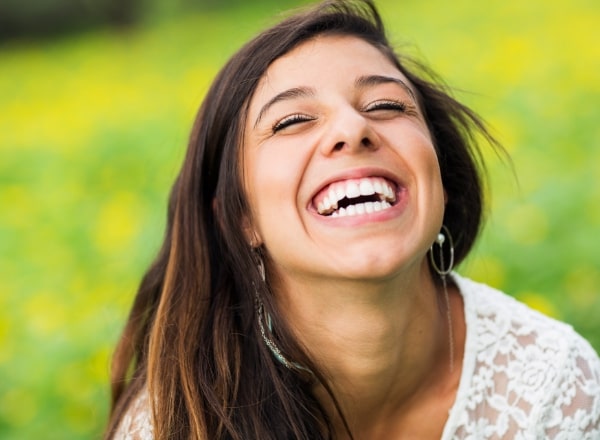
[242,35,445,290]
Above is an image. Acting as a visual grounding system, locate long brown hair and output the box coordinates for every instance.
[106,1,496,438]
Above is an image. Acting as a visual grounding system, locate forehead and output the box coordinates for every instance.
[248,35,409,110]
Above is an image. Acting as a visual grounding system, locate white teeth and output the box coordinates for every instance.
[328,188,338,209]
[373,180,383,195]
[385,185,394,200]
[345,181,360,198]
[359,179,375,196]
[333,201,393,217]
[316,177,397,216]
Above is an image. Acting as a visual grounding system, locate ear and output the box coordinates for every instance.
[213,197,263,247]
[243,215,263,248]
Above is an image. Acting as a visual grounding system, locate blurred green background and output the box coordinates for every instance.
[0,0,598,438]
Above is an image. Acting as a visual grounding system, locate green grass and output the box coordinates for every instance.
[1,0,598,438]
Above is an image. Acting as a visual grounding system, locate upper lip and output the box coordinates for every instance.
[308,167,405,211]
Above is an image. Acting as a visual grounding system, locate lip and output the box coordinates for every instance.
[307,166,407,217]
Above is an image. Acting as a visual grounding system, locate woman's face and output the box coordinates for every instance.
[242,35,445,289]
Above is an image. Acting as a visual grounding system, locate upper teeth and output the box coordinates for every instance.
[316,177,396,216]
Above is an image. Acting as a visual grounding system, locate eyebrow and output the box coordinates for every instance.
[355,75,417,101]
[254,86,315,128]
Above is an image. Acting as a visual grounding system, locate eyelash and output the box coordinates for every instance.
[363,99,410,113]
[272,114,315,133]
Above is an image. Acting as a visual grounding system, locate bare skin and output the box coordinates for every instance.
[273,260,466,439]
[243,35,467,439]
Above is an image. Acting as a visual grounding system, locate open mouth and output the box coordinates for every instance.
[313,176,398,218]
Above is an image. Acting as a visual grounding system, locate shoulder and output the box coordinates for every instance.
[112,388,154,440]
[454,273,592,355]
[452,274,600,438]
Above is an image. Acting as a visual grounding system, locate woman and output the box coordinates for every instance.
[106,1,600,439]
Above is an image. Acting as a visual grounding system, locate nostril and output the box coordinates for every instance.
[333,141,345,151]
[361,137,373,148]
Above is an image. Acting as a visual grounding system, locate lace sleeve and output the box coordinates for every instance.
[542,336,600,438]
[447,276,600,440]
[113,389,155,440]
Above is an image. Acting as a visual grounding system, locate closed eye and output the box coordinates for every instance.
[272,113,316,133]
[363,99,411,113]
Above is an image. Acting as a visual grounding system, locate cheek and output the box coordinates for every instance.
[399,129,445,213]
[424,147,445,208]
[409,127,441,178]
[426,150,447,229]
[388,124,441,181]
[244,142,309,228]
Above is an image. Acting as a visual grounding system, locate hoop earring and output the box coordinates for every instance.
[253,252,308,372]
[429,225,455,372]
[429,225,455,276]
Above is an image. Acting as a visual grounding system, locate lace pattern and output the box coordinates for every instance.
[113,388,154,440]
[445,275,600,439]
[112,275,600,439]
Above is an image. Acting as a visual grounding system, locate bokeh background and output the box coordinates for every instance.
[1,0,598,438]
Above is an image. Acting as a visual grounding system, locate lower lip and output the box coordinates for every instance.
[311,189,409,226]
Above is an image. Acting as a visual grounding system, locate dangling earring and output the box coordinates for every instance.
[253,251,306,371]
[429,225,455,372]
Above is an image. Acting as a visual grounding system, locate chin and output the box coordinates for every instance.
[330,248,425,282]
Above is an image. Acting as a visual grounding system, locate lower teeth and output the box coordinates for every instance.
[331,201,392,217]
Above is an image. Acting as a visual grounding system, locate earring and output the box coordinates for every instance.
[429,225,455,276]
[256,251,266,281]
[429,225,455,372]
[253,252,306,371]
[256,295,295,369]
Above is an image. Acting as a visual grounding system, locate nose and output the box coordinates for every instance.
[319,107,380,156]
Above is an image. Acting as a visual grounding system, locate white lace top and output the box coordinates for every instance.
[114,274,600,439]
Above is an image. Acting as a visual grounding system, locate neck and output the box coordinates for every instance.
[273,261,460,437]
